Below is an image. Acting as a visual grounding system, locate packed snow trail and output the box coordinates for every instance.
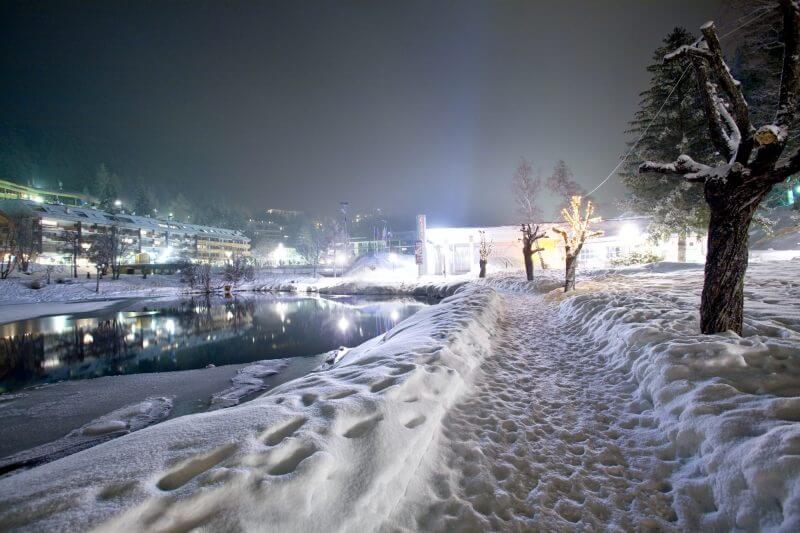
[406,290,681,530]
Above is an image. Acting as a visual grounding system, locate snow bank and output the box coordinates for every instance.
[344,252,418,280]
[0,284,503,531]
[0,397,172,475]
[558,260,800,530]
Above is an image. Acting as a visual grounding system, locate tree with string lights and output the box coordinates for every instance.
[552,196,603,292]
[639,0,800,334]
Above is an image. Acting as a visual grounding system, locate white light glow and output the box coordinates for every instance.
[165,319,176,335]
[619,223,641,241]
[337,317,349,332]
[390,309,400,321]
[83,333,94,344]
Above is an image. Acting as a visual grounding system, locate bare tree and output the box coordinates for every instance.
[520,224,546,281]
[223,256,254,286]
[478,230,493,278]
[552,196,603,292]
[61,230,81,278]
[197,263,213,293]
[297,219,335,276]
[87,226,132,291]
[640,0,800,334]
[511,158,543,223]
[546,160,590,215]
[3,214,39,273]
[88,233,113,293]
[0,233,14,279]
[178,260,197,291]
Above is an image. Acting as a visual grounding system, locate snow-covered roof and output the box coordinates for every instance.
[0,199,249,242]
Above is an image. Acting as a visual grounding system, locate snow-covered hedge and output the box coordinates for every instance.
[0,284,503,532]
[558,262,800,530]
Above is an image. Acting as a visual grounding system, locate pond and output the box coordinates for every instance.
[0,294,430,466]
[0,294,429,394]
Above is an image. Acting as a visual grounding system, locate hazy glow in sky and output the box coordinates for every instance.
[0,0,724,225]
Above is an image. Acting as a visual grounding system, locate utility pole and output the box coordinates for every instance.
[339,201,349,276]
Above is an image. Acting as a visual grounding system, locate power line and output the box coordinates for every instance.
[586,7,772,197]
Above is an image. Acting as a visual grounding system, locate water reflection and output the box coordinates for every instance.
[0,295,428,393]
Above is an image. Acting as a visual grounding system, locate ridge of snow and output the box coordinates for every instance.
[0,284,503,532]
[209,360,290,409]
[558,261,800,530]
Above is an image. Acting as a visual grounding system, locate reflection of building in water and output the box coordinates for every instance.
[0,296,428,393]
[0,300,255,389]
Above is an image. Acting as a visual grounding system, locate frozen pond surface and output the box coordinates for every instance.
[0,293,429,464]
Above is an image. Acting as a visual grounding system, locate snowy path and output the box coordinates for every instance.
[411,290,681,530]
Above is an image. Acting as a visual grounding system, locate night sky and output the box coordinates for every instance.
[1,0,726,226]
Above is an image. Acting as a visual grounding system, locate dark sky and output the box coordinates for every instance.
[1,0,726,226]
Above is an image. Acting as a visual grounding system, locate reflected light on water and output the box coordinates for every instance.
[338,317,350,332]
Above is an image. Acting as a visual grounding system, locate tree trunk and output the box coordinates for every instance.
[522,242,533,281]
[699,206,754,335]
[564,254,577,292]
[95,269,101,293]
[479,259,487,278]
[677,233,687,263]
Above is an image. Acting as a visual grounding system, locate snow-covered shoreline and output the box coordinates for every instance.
[0,283,503,531]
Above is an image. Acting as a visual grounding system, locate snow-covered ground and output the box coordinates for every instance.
[1,260,800,530]
[0,264,467,324]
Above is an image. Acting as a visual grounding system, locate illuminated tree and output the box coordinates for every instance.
[639,1,800,334]
[478,230,493,278]
[552,196,603,292]
[520,223,546,281]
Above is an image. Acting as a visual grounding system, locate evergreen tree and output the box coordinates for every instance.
[92,163,120,211]
[619,28,714,241]
[132,182,156,216]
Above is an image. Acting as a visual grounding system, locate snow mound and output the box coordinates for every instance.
[0,397,172,475]
[477,270,564,293]
[558,261,800,530]
[316,279,469,299]
[210,360,290,409]
[344,252,418,279]
[0,284,503,532]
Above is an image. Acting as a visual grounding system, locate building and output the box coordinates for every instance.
[420,216,705,276]
[0,178,95,206]
[0,199,250,268]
